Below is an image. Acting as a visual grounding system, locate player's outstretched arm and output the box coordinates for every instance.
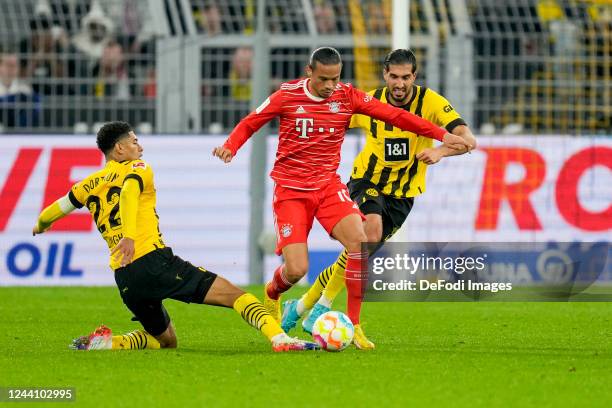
[417,125,477,164]
[32,194,77,235]
[351,87,472,151]
[215,90,283,163]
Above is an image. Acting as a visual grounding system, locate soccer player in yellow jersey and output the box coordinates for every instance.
[33,121,318,352]
[281,50,477,348]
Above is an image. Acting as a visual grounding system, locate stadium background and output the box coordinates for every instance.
[0,0,610,287]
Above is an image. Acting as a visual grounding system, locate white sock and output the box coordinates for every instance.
[296,298,306,316]
[318,294,332,308]
[271,333,289,343]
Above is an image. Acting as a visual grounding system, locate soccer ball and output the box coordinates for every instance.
[312,311,354,351]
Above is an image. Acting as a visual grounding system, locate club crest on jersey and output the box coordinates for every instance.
[366,188,379,197]
[328,101,341,113]
[280,224,293,238]
[132,162,147,170]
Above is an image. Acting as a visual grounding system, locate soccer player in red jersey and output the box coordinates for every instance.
[213,47,471,349]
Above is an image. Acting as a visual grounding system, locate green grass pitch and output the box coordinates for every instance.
[2,286,611,407]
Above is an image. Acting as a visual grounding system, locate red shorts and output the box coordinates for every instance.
[273,178,365,255]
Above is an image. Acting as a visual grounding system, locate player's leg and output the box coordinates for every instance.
[296,181,385,330]
[330,213,368,323]
[266,188,314,321]
[297,212,384,334]
[316,179,373,349]
[330,214,375,350]
[199,274,317,351]
[298,249,348,312]
[270,242,308,326]
[161,248,318,351]
[283,249,347,332]
[70,256,171,351]
[321,213,383,303]
[118,301,172,349]
[70,299,169,351]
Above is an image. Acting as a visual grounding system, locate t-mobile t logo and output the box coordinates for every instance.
[295,118,314,139]
[295,118,335,139]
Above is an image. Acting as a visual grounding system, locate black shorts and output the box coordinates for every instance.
[114,247,217,336]
[347,178,414,242]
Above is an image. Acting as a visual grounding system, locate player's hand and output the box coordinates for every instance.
[442,133,473,151]
[416,148,444,165]
[212,146,234,163]
[111,237,136,267]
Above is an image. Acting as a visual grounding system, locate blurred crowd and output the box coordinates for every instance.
[0,0,156,127]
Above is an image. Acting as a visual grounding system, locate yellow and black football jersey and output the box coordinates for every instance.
[350,85,466,198]
[68,159,164,270]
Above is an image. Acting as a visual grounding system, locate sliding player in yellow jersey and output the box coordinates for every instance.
[33,121,318,352]
[281,49,477,348]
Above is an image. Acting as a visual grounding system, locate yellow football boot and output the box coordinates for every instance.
[353,324,375,350]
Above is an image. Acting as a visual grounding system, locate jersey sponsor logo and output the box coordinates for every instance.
[295,118,314,139]
[295,118,335,139]
[295,105,306,114]
[443,104,454,113]
[280,224,293,238]
[384,139,410,161]
[132,162,147,170]
[255,97,271,114]
[328,101,341,113]
[366,188,379,197]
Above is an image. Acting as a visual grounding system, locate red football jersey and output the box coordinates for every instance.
[223,78,446,190]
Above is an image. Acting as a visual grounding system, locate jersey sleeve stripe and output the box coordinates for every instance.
[68,190,84,209]
[445,117,468,132]
[124,174,144,192]
[369,88,385,138]
[414,87,428,117]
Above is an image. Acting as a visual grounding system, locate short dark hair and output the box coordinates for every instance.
[383,49,417,73]
[96,121,133,155]
[309,47,342,69]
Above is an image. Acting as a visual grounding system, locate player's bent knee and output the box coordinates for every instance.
[203,276,245,307]
[156,325,178,348]
[284,261,308,282]
[344,234,368,253]
[160,336,177,349]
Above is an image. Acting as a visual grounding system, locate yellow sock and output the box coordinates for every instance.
[301,265,333,309]
[233,293,283,341]
[112,330,161,350]
[322,250,348,302]
[301,250,348,309]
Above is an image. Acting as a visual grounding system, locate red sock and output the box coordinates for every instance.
[345,251,368,325]
[266,264,293,300]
